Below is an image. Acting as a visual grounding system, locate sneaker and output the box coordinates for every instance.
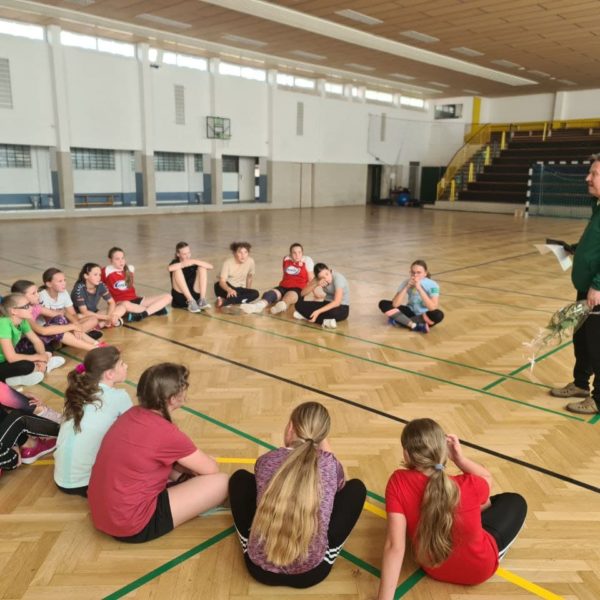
[153,307,169,317]
[46,356,66,374]
[322,319,337,329]
[414,323,430,334]
[270,301,288,315]
[293,311,306,320]
[240,302,259,314]
[550,382,590,398]
[127,311,148,323]
[387,317,401,328]
[565,397,599,415]
[187,299,202,313]
[197,298,211,310]
[5,371,44,387]
[21,437,57,464]
[36,406,64,424]
[88,330,103,340]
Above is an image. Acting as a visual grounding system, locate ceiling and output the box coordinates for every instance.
[2,0,600,98]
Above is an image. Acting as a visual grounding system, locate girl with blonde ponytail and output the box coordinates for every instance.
[377,419,527,598]
[54,346,132,497]
[229,402,366,588]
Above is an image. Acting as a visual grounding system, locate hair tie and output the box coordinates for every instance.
[434,463,445,471]
[75,363,86,374]
[303,437,315,444]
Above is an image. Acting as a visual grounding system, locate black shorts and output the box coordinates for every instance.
[56,483,88,498]
[114,489,174,543]
[275,286,302,298]
[130,297,144,305]
[172,288,200,308]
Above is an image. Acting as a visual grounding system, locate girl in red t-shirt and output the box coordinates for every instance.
[377,419,527,598]
[102,247,172,323]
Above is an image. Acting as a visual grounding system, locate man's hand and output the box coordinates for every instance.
[587,287,600,309]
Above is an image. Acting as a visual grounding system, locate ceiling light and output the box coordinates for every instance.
[221,34,267,48]
[289,50,326,61]
[389,73,416,80]
[335,9,383,26]
[451,47,483,57]
[135,14,192,30]
[491,59,521,69]
[463,89,481,94]
[428,81,450,88]
[64,0,95,5]
[345,63,375,71]
[557,79,576,85]
[400,30,439,43]
[527,70,550,78]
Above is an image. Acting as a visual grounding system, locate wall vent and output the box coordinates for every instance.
[174,84,185,125]
[0,58,13,109]
[296,101,304,136]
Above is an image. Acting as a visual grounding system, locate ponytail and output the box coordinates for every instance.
[401,418,459,567]
[250,402,330,566]
[64,346,121,432]
[41,267,62,291]
[136,362,189,422]
[76,263,101,285]
[108,247,133,288]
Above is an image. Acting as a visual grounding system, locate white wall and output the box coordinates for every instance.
[73,151,135,194]
[0,147,51,195]
[0,36,55,146]
[480,93,555,123]
[558,89,600,120]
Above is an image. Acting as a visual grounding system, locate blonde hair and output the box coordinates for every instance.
[250,402,331,567]
[401,418,460,567]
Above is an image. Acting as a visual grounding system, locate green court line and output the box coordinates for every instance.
[258,313,553,390]
[482,340,573,391]
[102,526,236,600]
[394,568,427,599]
[339,548,381,578]
[196,312,584,422]
[589,413,600,425]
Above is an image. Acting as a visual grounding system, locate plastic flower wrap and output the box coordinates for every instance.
[524,301,590,369]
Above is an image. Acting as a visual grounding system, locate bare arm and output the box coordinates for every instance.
[391,283,409,308]
[176,449,220,475]
[300,279,319,297]
[308,287,343,323]
[0,337,46,363]
[377,513,407,600]
[446,434,493,492]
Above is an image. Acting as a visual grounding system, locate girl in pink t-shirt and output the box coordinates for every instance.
[377,419,527,598]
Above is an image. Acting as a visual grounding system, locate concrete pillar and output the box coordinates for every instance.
[137,42,156,207]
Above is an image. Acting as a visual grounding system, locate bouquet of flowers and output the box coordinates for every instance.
[524,301,590,369]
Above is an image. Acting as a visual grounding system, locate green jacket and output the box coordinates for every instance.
[572,200,600,292]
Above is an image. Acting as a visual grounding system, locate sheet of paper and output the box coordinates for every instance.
[535,244,572,271]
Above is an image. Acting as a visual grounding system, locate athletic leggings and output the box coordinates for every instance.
[481,493,528,556]
[229,469,366,588]
[213,283,259,306]
[378,300,444,327]
[0,407,59,470]
[0,360,36,383]
[294,298,349,324]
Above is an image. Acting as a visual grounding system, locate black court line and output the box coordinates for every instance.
[435,251,539,275]
[124,324,600,495]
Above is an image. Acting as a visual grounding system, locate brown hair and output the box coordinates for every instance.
[41,267,63,290]
[136,363,189,422]
[229,241,251,253]
[108,246,133,288]
[0,293,27,317]
[411,260,430,276]
[401,418,459,567]
[289,242,303,254]
[64,346,122,432]
[10,280,36,294]
[174,241,189,260]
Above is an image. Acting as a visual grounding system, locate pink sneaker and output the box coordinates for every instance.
[21,438,57,464]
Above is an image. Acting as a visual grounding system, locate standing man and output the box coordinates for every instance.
[551,155,600,414]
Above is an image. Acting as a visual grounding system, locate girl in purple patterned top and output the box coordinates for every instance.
[229,402,366,588]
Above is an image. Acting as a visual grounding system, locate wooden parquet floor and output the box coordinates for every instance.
[0,206,599,599]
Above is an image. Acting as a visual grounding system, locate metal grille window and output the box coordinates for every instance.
[154,152,185,172]
[194,154,203,172]
[0,144,32,168]
[222,156,239,173]
[72,148,115,170]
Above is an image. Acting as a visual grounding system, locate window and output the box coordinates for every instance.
[194,154,204,172]
[60,30,96,50]
[72,148,115,170]
[154,152,185,172]
[219,61,266,81]
[276,73,315,90]
[324,82,343,95]
[97,38,135,58]
[149,47,158,62]
[60,31,135,57]
[0,18,44,41]
[400,96,425,108]
[163,51,207,70]
[222,156,239,173]
[434,103,463,119]
[365,89,393,103]
[350,86,359,97]
[0,144,31,168]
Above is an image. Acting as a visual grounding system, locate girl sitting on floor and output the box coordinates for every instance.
[294,263,350,329]
[168,241,213,313]
[229,401,366,588]
[214,242,259,308]
[88,363,228,543]
[377,418,527,598]
[54,346,132,497]
[378,260,444,334]
[102,247,171,322]
[11,280,100,353]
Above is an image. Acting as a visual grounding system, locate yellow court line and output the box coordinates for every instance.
[496,568,564,600]
[216,457,257,464]
[364,500,563,600]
